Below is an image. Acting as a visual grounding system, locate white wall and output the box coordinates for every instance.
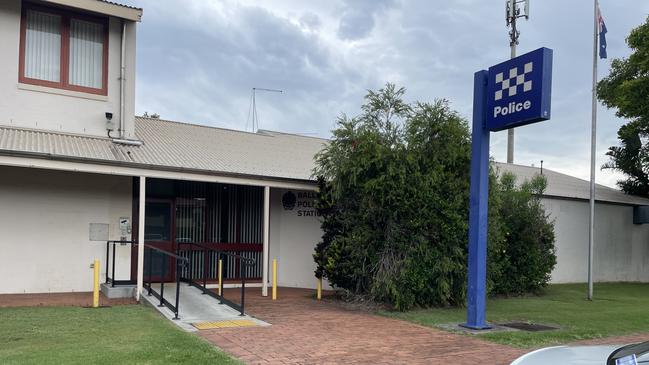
[269,188,330,289]
[0,166,132,293]
[266,191,649,288]
[544,198,649,283]
[0,0,137,139]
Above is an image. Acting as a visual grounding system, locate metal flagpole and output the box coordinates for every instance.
[587,0,599,301]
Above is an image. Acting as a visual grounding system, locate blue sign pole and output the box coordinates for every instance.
[463,47,552,330]
[464,70,491,330]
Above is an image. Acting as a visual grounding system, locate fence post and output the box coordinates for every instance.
[187,243,193,286]
[218,257,223,297]
[202,246,208,293]
[174,259,181,320]
[111,243,116,288]
[239,259,246,316]
[147,247,153,296]
[317,277,322,301]
[218,251,225,304]
[105,242,110,284]
[93,259,100,308]
[159,254,165,307]
[272,258,277,300]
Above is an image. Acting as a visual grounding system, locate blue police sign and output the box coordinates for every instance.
[464,47,553,330]
[486,47,553,131]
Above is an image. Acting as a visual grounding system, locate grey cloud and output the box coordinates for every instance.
[117,0,649,187]
[337,0,395,40]
[299,12,322,31]
[129,0,370,135]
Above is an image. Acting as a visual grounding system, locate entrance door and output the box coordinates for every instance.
[143,200,175,282]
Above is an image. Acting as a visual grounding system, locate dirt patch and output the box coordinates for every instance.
[0,292,136,308]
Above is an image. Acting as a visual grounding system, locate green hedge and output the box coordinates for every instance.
[313,84,556,310]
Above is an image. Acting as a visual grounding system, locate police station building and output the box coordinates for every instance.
[1,0,649,303]
[0,0,329,299]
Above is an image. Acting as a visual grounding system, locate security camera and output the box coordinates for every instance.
[106,112,115,134]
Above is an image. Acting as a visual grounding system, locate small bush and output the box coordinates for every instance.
[490,172,557,295]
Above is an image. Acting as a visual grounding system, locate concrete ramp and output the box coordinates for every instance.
[142,283,269,332]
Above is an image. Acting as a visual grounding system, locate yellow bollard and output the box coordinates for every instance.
[317,277,322,300]
[218,259,223,296]
[272,258,277,300]
[93,259,100,308]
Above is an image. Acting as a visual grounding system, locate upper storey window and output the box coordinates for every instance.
[19,3,108,95]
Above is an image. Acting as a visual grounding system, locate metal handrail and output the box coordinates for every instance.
[180,241,255,316]
[105,240,137,287]
[141,243,188,320]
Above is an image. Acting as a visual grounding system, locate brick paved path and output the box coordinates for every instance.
[199,288,525,365]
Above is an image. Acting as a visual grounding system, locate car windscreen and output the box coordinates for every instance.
[608,342,649,365]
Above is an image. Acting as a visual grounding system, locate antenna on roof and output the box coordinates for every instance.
[246,87,283,132]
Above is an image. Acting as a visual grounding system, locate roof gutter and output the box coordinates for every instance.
[111,138,143,146]
[41,0,142,21]
[0,149,317,187]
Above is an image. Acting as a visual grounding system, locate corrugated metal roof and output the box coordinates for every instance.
[97,0,142,11]
[0,117,326,182]
[133,117,326,180]
[0,118,646,205]
[495,162,649,206]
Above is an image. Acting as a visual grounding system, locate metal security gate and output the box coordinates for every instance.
[132,179,264,282]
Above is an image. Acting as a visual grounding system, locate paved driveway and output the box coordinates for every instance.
[199,288,525,364]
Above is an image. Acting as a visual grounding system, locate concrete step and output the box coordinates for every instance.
[100,283,135,299]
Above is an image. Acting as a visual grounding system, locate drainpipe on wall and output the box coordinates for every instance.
[119,20,126,139]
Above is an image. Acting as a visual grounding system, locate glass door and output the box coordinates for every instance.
[143,200,175,282]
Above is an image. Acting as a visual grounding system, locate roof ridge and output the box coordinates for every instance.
[494,161,640,198]
[136,116,329,141]
[257,129,329,141]
[135,116,277,138]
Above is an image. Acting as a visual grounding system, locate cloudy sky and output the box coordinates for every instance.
[120,0,649,188]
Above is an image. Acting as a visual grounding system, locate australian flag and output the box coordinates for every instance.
[598,6,607,59]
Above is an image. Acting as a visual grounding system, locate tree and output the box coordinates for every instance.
[313,84,556,310]
[142,112,160,119]
[598,16,649,197]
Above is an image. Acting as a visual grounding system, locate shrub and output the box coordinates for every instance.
[313,84,556,310]
[490,172,557,295]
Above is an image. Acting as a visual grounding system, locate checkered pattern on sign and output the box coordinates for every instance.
[494,62,533,101]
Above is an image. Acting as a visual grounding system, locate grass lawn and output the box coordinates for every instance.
[0,304,240,365]
[381,283,649,348]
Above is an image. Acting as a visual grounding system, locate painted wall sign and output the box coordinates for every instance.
[486,47,553,132]
[282,191,320,217]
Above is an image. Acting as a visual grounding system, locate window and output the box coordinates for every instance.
[19,3,108,95]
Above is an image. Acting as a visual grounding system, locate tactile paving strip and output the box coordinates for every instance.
[192,319,258,330]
